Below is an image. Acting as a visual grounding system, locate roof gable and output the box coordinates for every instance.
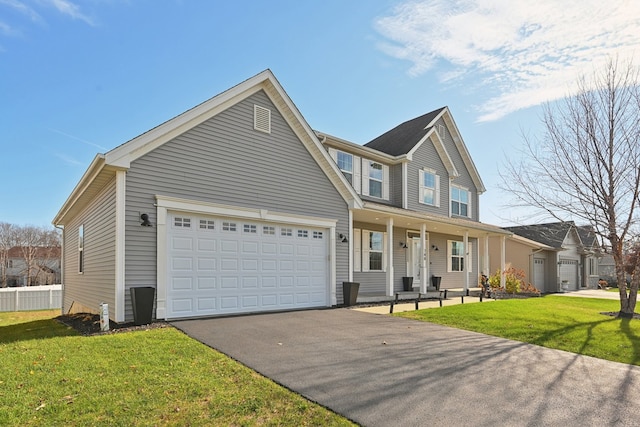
[505,222,575,248]
[364,108,445,156]
[364,107,485,193]
[53,70,362,225]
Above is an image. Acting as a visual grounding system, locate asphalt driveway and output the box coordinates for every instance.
[173,308,640,426]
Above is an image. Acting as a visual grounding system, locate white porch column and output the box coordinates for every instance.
[387,217,394,296]
[500,235,506,289]
[483,234,490,275]
[421,223,427,293]
[348,210,353,282]
[463,231,469,292]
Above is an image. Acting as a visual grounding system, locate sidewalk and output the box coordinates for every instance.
[352,294,493,314]
[352,288,620,315]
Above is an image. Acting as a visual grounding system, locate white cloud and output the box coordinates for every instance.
[0,0,42,22]
[375,0,640,121]
[47,0,94,26]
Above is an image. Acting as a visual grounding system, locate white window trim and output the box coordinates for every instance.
[355,228,387,272]
[447,240,472,273]
[419,168,440,207]
[328,148,362,194]
[78,224,84,274]
[450,184,471,218]
[362,159,389,200]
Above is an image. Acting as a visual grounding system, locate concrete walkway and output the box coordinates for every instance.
[173,304,640,426]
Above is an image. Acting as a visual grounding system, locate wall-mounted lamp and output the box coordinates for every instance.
[431,244,439,251]
[399,242,408,249]
[140,213,152,227]
[338,233,348,243]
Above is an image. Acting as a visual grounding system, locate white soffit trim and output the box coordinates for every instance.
[155,195,338,228]
[407,129,459,178]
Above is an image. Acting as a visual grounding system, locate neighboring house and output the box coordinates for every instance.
[53,69,510,323]
[500,222,601,292]
[487,234,554,292]
[598,253,616,283]
[1,246,61,287]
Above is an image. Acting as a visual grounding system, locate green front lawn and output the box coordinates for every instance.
[0,310,353,426]
[396,296,640,365]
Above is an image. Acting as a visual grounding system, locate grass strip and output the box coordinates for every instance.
[396,295,640,365]
[0,310,354,426]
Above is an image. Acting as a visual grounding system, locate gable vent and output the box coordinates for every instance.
[254,105,271,134]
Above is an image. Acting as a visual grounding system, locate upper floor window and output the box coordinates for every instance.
[368,161,383,198]
[451,186,470,217]
[419,169,440,206]
[337,152,353,185]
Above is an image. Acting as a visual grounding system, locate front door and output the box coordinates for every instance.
[409,238,421,283]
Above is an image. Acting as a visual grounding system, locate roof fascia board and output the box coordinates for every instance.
[52,154,107,225]
[105,73,271,168]
[440,109,486,193]
[510,234,555,250]
[407,128,459,178]
[260,78,363,209]
[318,132,408,164]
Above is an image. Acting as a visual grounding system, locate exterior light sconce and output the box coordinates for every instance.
[338,233,348,243]
[140,213,152,227]
[431,244,439,251]
[399,242,408,249]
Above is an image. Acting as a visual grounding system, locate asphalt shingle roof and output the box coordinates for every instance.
[364,107,446,156]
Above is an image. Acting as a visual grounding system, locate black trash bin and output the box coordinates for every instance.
[342,282,360,306]
[402,276,414,291]
[130,286,155,326]
[431,276,442,291]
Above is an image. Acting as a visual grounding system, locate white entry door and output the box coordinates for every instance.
[165,213,329,319]
[409,238,422,282]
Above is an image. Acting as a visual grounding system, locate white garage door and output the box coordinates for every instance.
[559,259,579,291]
[166,213,329,319]
[533,258,545,291]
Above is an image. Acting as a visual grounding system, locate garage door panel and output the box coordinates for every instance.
[172,257,193,271]
[221,277,238,288]
[171,237,193,251]
[166,213,329,319]
[171,277,193,291]
[197,257,216,271]
[198,277,216,289]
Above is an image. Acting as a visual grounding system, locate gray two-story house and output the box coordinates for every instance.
[53,70,509,323]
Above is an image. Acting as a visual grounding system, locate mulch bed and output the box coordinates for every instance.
[56,313,170,336]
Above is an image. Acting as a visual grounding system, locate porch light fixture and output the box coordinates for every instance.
[140,213,152,227]
[338,233,348,243]
[399,242,408,249]
[431,244,439,251]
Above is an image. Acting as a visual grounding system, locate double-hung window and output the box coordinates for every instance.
[337,151,353,185]
[448,240,472,272]
[353,229,386,272]
[78,225,84,274]
[451,186,470,217]
[368,161,383,198]
[419,169,440,206]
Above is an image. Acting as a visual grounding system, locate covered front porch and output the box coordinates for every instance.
[346,202,510,302]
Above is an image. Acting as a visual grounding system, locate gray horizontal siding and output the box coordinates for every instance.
[62,177,116,317]
[124,90,350,318]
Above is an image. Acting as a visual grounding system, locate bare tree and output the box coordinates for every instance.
[500,58,640,317]
[14,225,62,286]
[0,222,18,287]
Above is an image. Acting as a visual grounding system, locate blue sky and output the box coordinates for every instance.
[2,0,640,228]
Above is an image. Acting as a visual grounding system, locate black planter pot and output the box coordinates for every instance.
[431,276,442,291]
[130,286,155,326]
[342,282,360,306]
[402,277,414,291]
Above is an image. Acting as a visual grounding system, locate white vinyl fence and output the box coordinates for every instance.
[0,284,62,312]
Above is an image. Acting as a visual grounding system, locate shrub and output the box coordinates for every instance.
[488,268,533,294]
